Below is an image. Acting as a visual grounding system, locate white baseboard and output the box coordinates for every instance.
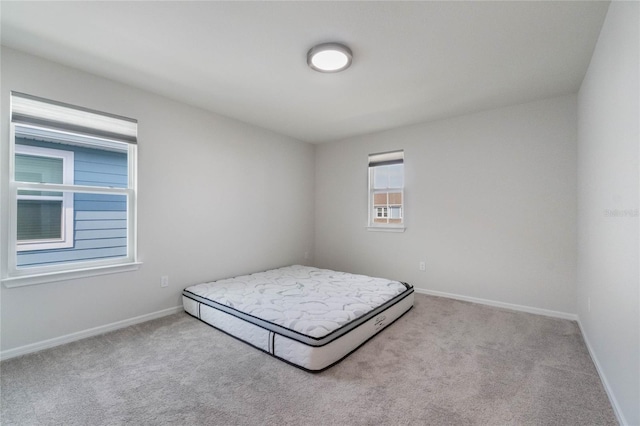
[0,305,183,361]
[577,319,627,426]
[413,287,578,321]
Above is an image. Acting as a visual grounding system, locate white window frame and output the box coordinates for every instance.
[15,144,75,251]
[367,150,405,232]
[2,93,140,287]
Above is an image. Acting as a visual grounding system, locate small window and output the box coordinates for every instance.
[368,150,404,230]
[376,207,388,218]
[4,92,138,285]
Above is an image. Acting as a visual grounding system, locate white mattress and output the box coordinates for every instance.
[182,265,414,371]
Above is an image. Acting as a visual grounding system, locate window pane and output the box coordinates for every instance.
[373,166,389,189]
[371,191,403,224]
[390,206,402,219]
[17,200,62,241]
[388,164,404,188]
[387,191,402,205]
[16,136,129,189]
[74,146,128,188]
[373,164,404,189]
[17,192,128,268]
[16,154,64,197]
[15,154,63,184]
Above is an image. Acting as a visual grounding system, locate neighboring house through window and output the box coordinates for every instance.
[368,150,404,231]
[15,144,74,251]
[2,92,139,286]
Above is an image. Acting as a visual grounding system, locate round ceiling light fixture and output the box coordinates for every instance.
[307,43,353,73]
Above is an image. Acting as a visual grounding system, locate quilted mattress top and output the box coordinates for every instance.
[184,265,410,339]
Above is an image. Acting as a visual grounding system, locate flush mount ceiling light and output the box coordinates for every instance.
[307,43,353,73]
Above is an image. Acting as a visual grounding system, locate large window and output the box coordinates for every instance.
[3,92,138,286]
[368,150,404,231]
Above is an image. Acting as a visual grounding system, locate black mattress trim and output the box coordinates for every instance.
[183,281,413,347]
[184,305,414,373]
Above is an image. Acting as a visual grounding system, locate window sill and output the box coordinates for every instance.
[2,262,142,288]
[367,226,406,233]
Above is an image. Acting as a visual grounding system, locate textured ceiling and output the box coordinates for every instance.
[1,1,609,143]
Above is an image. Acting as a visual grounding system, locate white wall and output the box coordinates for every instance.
[576,1,639,425]
[0,47,316,353]
[316,95,578,316]
[2,9,637,420]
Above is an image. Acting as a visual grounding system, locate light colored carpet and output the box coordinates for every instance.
[1,294,616,425]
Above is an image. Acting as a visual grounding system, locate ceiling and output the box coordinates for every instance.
[1,1,610,143]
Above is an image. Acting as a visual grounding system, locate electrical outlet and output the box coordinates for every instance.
[419,261,426,272]
[160,276,169,288]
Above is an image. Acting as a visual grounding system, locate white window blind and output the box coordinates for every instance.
[368,150,404,167]
[11,92,137,144]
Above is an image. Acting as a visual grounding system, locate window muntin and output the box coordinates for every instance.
[368,150,404,229]
[5,92,138,282]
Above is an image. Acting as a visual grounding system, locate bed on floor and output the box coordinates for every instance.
[182,265,414,372]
